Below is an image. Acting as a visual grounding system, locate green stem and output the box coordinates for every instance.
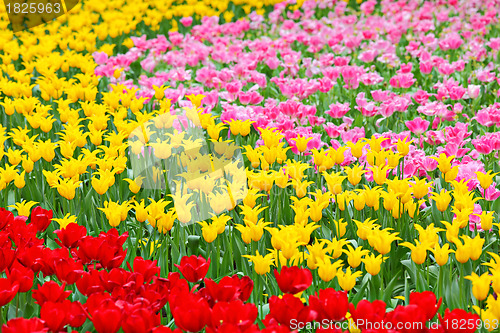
[437,265,443,300]
[459,264,464,309]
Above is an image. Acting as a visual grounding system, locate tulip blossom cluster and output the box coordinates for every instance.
[0,206,490,333]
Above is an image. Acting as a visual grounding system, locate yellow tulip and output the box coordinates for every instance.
[242,250,275,275]
[431,153,454,174]
[466,272,491,301]
[362,253,385,276]
[476,170,498,190]
[401,240,431,265]
[317,258,343,282]
[430,189,453,212]
[337,268,363,291]
[431,243,454,266]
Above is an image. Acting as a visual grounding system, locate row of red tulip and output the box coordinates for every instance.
[0,207,482,332]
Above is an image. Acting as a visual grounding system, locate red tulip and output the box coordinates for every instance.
[54,258,85,285]
[0,245,16,273]
[8,261,34,293]
[29,206,53,232]
[77,230,128,270]
[269,294,317,328]
[261,314,295,332]
[133,256,160,283]
[54,223,87,248]
[386,304,427,333]
[204,275,252,304]
[122,307,160,333]
[210,300,258,331]
[39,247,70,277]
[91,301,123,333]
[309,289,348,321]
[67,301,87,328]
[410,291,442,321]
[8,217,42,249]
[348,299,387,330]
[171,292,212,332]
[100,268,131,293]
[0,208,14,231]
[439,309,480,333]
[76,270,106,296]
[32,281,71,306]
[40,301,70,333]
[174,255,210,283]
[0,278,19,306]
[16,245,46,273]
[274,266,312,294]
[2,318,48,333]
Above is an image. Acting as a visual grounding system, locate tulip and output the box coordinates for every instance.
[396,137,413,156]
[211,300,258,331]
[343,245,369,268]
[478,211,494,231]
[317,258,342,283]
[431,243,455,266]
[344,164,366,186]
[476,171,498,190]
[171,292,211,332]
[40,301,70,333]
[54,222,87,248]
[362,253,385,276]
[122,307,160,333]
[204,275,253,303]
[274,266,313,294]
[309,289,348,321]
[401,240,431,265]
[466,272,491,301]
[0,278,19,307]
[368,230,401,255]
[2,318,48,333]
[410,291,442,321]
[430,189,453,212]
[431,153,455,174]
[337,268,363,291]
[91,302,122,333]
[438,308,480,333]
[411,176,433,199]
[174,255,210,283]
[405,117,430,135]
[32,281,71,306]
[242,250,274,275]
[348,299,387,330]
[8,261,34,293]
[269,294,317,328]
[0,246,16,272]
[386,304,427,333]
[0,208,13,230]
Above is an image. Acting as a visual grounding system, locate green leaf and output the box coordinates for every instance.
[352,274,370,305]
[382,269,403,303]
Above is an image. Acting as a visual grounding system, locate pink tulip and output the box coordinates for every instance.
[405,117,429,135]
[180,17,193,27]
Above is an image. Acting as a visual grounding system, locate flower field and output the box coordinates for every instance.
[1,0,500,331]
